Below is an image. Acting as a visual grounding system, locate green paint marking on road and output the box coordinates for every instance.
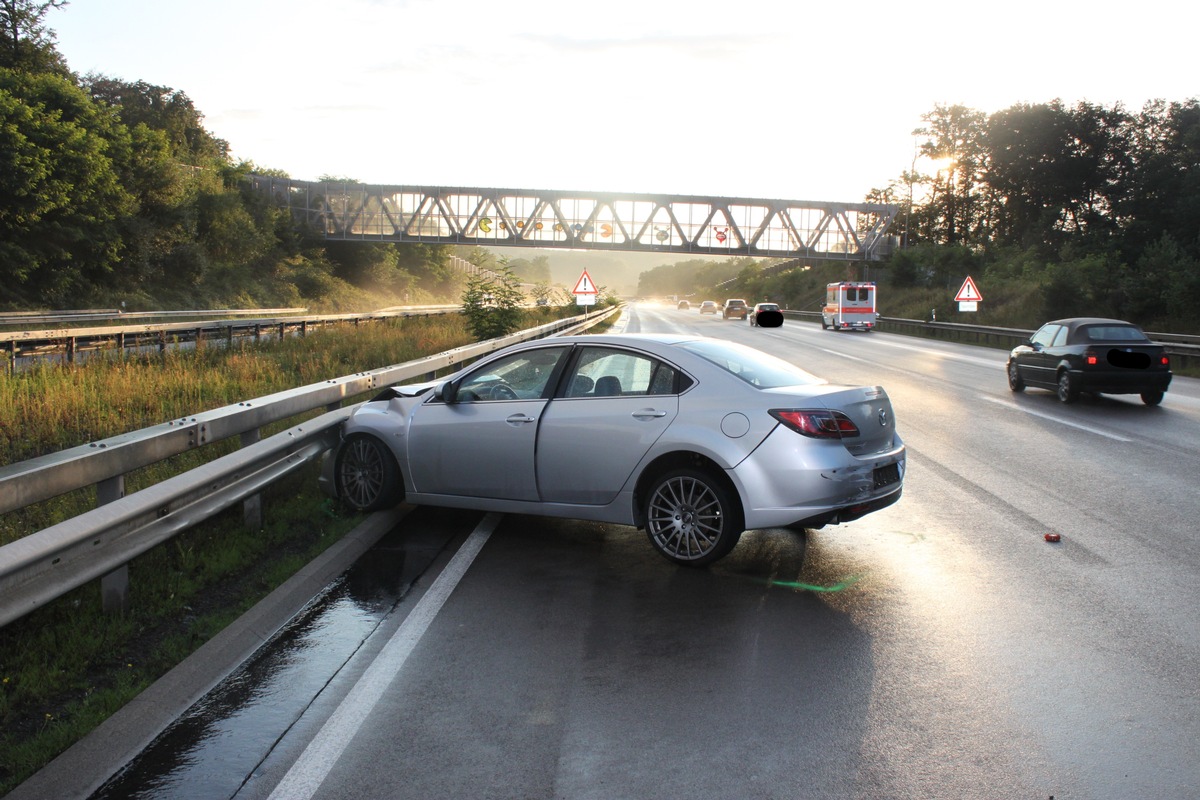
[763,574,864,592]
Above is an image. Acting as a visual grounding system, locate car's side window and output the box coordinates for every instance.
[1051,326,1070,347]
[1030,325,1060,348]
[455,347,568,402]
[564,347,667,398]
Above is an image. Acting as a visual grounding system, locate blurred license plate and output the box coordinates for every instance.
[873,463,900,488]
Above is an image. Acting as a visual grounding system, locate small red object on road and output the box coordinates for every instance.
[1045,533,1061,543]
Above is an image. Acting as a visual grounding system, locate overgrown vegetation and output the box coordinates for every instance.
[0,307,584,792]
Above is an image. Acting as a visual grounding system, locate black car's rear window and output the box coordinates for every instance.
[1081,325,1148,343]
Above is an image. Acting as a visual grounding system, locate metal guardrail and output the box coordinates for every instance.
[0,306,621,628]
[1,307,461,373]
[0,308,309,327]
[783,311,1200,370]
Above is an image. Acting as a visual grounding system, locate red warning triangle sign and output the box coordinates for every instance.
[955,276,983,302]
[572,270,597,294]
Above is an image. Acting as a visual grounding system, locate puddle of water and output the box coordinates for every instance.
[89,513,465,799]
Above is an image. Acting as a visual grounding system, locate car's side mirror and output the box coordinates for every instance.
[438,380,459,404]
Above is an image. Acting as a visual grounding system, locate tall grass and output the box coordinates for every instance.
[0,307,582,793]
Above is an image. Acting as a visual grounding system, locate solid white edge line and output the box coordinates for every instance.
[978,395,1132,441]
[266,512,502,800]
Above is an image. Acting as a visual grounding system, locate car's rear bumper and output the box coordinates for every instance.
[729,427,906,530]
[1071,368,1173,395]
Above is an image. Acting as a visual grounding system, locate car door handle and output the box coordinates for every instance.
[505,413,536,425]
[632,409,668,419]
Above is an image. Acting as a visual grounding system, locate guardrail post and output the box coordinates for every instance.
[240,429,263,530]
[98,476,129,615]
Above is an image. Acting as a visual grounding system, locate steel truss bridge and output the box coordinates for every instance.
[247,177,899,262]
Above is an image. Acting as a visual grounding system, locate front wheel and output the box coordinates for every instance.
[1007,360,1025,392]
[335,434,403,512]
[643,468,743,566]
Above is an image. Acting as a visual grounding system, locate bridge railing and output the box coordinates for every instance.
[0,306,621,628]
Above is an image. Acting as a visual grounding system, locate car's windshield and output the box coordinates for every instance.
[677,339,825,388]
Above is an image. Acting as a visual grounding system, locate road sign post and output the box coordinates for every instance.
[955,276,982,312]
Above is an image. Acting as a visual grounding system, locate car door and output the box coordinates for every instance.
[536,346,681,505]
[1022,323,1061,387]
[407,345,569,500]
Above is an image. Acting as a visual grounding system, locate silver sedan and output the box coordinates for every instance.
[320,334,906,566]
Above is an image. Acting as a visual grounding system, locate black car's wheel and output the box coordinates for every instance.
[1056,371,1079,404]
[1141,390,1164,406]
[335,434,403,512]
[644,468,743,567]
[1007,360,1025,392]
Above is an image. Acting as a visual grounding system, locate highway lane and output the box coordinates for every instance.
[46,303,1199,799]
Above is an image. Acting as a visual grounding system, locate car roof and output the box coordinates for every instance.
[545,332,701,348]
[1046,317,1142,329]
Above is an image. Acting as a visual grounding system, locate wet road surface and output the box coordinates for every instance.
[17,305,1199,799]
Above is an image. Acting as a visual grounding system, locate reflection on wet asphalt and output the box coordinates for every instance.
[90,508,477,800]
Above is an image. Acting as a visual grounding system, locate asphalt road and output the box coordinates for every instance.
[16,303,1200,799]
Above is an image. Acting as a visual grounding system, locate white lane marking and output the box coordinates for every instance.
[267,513,500,800]
[978,395,1132,442]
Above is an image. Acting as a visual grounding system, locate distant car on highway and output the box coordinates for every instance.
[722,299,748,320]
[698,301,719,315]
[321,334,906,566]
[1007,317,1172,405]
[676,300,690,310]
[748,303,783,327]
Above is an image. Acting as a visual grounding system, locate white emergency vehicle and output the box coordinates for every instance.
[821,282,877,331]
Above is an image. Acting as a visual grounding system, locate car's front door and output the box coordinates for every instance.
[408,345,569,500]
[536,346,681,505]
[1023,323,1061,387]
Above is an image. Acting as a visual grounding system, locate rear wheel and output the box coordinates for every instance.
[643,468,743,566]
[1141,390,1164,406]
[1056,371,1079,404]
[335,434,403,512]
[1007,360,1025,392]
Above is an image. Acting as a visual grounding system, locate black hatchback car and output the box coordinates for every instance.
[1007,317,1172,405]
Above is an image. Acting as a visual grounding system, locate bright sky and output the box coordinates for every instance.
[50,0,1197,204]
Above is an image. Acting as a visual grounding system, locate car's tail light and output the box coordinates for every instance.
[770,409,860,439]
[1084,347,1099,366]
[1162,355,1171,367]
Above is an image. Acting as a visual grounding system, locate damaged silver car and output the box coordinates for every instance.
[321,334,906,566]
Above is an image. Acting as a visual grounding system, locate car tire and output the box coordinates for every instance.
[643,468,743,567]
[1056,371,1079,404]
[1141,390,1164,406]
[820,318,829,330]
[1007,360,1025,392]
[335,434,403,512]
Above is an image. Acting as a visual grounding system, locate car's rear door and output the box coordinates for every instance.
[536,346,681,505]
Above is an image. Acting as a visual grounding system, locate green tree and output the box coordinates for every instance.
[460,266,525,340]
[0,68,134,305]
[0,0,68,74]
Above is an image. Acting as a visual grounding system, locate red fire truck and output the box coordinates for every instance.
[821,282,877,331]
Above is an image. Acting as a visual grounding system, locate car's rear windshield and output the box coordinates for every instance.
[677,340,826,388]
[1082,325,1148,342]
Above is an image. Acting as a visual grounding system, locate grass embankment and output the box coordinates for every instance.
[0,306,575,794]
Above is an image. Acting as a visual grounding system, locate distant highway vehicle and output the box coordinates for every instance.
[822,282,877,331]
[677,300,690,310]
[748,302,783,327]
[698,301,719,315]
[321,334,906,566]
[1006,317,1172,405]
[722,299,748,320]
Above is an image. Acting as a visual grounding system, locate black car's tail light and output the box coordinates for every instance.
[1084,347,1099,365]
[770,409,860,439]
